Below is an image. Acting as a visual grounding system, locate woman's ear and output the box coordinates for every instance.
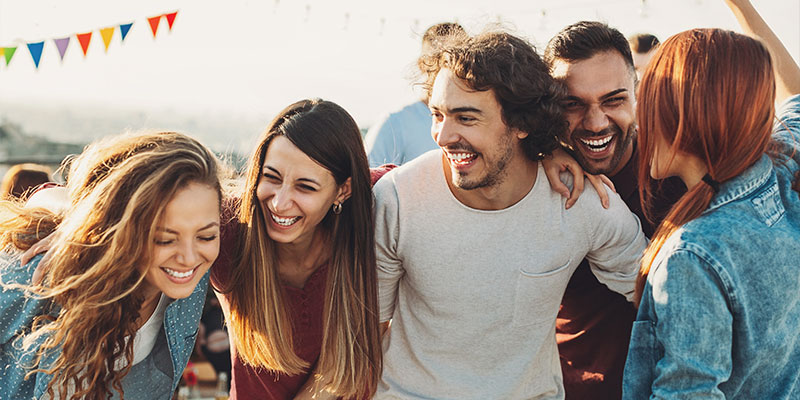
[336,177,352,203]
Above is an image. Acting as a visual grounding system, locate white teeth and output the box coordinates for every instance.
[579,136,613,152]
[271,213,300,226]
[447,152,476,165]
[163,267,195,278]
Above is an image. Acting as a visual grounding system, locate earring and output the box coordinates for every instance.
[332,202,342,215]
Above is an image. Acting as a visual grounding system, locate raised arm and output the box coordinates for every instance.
[725,0,800,102]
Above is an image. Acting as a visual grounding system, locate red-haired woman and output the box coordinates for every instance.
[623,1,800,398]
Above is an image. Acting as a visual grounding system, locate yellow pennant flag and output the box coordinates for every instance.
[100,27,115,52]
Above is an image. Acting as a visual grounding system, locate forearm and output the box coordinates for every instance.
[725,0,800,102]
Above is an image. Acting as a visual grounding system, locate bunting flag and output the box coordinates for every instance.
[119,22,133,42]
[165,11,178,31]
[77,32,92,57]
[27,42,44,68]
[148,15,162,38]
[54,37,70,61]
[2,47,16,66]
[1,9,175,70]
[100,27,115,52]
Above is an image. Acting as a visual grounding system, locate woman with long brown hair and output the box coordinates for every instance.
[0,131,224,400]
[211,99,382,399]
[623,1,800,398]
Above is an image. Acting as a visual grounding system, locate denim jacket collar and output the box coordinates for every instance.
[704,154,773,214]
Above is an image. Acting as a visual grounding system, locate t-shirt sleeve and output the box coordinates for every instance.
[373,173,404,323]
[581,186,648,302]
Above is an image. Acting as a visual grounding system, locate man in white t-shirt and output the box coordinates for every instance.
[373,30,647,399]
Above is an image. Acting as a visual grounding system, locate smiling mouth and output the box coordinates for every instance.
[579,135,614,153]
[270,212,301,227]
[161,266,197,279]
[446,151,477,166]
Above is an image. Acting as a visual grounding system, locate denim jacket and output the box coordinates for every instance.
[623,95,800,399]
[0,254,208,399]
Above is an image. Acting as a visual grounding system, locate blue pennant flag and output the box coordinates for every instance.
[120,22,134,42]
[27,41,44,68]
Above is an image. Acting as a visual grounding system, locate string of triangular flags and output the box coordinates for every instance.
[1,10,178,70]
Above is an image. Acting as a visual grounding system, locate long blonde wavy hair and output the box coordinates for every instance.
[0,131,224,400]
[216,99,382,398]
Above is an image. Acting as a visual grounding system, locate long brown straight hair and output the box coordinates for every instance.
[223,99,381,398]
[635,29,776,305]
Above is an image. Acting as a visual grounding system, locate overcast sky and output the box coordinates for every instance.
[0,0,797,146]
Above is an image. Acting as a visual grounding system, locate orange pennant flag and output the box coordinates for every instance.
[148,15,162,38]
[164,11,178,31]
[76,32,92,57]
[100,27,115,52]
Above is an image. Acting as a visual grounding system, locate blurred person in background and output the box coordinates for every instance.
[1,163,52,200]
[364,22,466,167]
[627,33,660,79]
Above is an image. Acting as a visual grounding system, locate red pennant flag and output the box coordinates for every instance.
[148,16,162,38]
[77,32,92,57]
[164,11,178,31]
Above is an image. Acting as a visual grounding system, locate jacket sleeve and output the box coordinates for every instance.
[0,255,51,345]
[649,248,732,399]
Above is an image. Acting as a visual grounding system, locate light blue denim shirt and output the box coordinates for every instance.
[0,254,208,399]
[623,95,800,399]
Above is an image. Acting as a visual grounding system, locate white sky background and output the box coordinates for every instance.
[0,0,797,152]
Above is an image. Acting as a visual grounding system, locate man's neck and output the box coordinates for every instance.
[444,155,538,211]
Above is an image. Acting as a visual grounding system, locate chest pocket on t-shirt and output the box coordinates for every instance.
[513,259,572,328]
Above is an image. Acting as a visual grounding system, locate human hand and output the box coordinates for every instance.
[542,148,613,209]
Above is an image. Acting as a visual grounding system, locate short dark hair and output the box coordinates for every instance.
[544,21,634,75]
[628,33,660,54]
[418,31,565,160]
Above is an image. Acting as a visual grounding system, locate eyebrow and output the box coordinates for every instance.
[159,222,220,234]
[263,165,321,186]
[430,104,483,115]
[565,88,629,103]
[599,88,628,100]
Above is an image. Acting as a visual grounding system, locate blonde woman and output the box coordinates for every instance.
[212,99,381,399]
[0,132,224,400]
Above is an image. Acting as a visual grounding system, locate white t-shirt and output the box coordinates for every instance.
[374,150,647,399]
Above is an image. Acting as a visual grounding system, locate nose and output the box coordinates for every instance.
[270,185,292,214]
[583,104,609,134]
[176,240,200,267]
[433,117,458,148]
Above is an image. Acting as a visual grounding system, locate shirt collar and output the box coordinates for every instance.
[704,154,773,214]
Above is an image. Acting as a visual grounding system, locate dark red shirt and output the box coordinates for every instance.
[210,166,395,399]
[557,148,685,399]
[211,217,328,400]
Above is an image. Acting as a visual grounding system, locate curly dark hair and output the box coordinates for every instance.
[418,31,566,161]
